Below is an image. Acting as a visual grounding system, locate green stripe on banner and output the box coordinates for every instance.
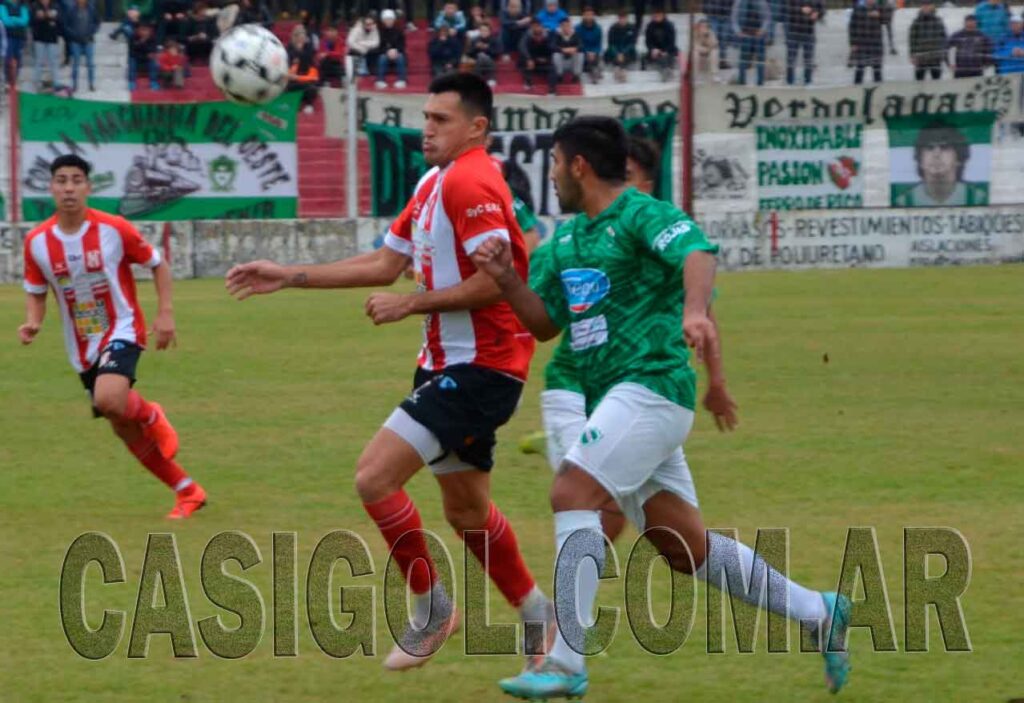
[23,197,298,221]
[18,92,302,144]
[885,112,996,147]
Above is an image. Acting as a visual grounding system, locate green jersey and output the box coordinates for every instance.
[531,234,582,394]
[513,195,538,232]
[529,188,718,413]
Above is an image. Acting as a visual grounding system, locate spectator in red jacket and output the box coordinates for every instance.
[317,24,345,87]
[156,38,186,88]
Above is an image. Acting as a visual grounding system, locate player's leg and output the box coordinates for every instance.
[89,343,204,518]
[638,457,851,693]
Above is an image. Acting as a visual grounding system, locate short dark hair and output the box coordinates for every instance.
[914,121,970,181]
[627,135,660,183]
[428,72,494,122]
[50,154,91,177]
[553,116,627,182]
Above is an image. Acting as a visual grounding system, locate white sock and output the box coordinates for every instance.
[548,510,603,674]
[695,531,826,625]
[411,581,448,629]
[173,478,193,492]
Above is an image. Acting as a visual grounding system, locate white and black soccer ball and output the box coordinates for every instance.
[211,24,289,105]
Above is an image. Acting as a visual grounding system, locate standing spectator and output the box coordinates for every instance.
[108,3,138,41]
[909,0,947,80]
[704,0,733,69]
[948,14,993,78]
[347,14,380,76]
[155,0,189,45]
[434,1,467,40]
[317,24,345,87]
[127,19,158,90]
[428,23,462,75]
[376,8,408,88]
[994,15,1024,73]
[645,5,678,80]
[552,16,582,83]
[184,2,216,64]
[65,0,97,92]
[975,0,1010,46]
[879,0,896,56]
[731,0,768,85]
[848,0,883,84]
[576,6,602,82]
[467,20,501,85]
[156,38,186,87]
[692,16,720,81]
[784,0,822,85]
[500,0,531,61]
[31,0,63,92]
[535,0,566,32]
[1,0,30,84]
[236,0,273,29]
[519,18,557,92]
[604,9,636,81]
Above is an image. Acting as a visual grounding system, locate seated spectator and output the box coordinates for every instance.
[995,15,1024,73]
[519,18,557,93]
[317,24,345,86]
[604,10,637,82]
[347,14,380,76]
[500,0,531,61]
[156,0,190,45]
[236,0,273,29]
[376,8,408,88]
[288,23,315,70]
[156,38,186,87]
[848,0,883,84]
[128,19,158,90]
[428,23,462,76]
[288,52,319,113]
[65,0,98,92]
[552,17,582,83]
[948,12,992,78]
[31,0,63,92]
[576,6,602,81]
[109,3,139,41]
[693,16,720,82]
[645,5,678,80]
[465,3,490,42]
[909,0,947,80]
[433,1,466,40]
[2,0,30,84]
[467,20,501,85]
[185,2,216,64]
[535,0,566,32]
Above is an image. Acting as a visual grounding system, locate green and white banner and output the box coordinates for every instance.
[366,112,677,217]
[755,121,864,211]
[18,92,300,221]
[887,112,995,208]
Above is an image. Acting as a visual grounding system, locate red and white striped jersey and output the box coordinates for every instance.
[22,208,162,373]
[385,145,535,380]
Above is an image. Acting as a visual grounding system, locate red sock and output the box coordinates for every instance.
[124,390,156,425]
[460,503,536,607]
[363,490,436,595]
[127,437,190,491]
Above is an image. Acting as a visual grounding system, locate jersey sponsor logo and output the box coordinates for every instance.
[465,202,502,218]
[85,250,102,270]
[652,220,692,252]
[438,375,458,390]
[562,268,611,313]
[569,315,608,351]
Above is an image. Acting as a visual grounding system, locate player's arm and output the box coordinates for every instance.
[365,270,501,325]
[701,307,738,431]
[151,261,177,350]
[18,293,47,345]
[226,247,409,299]
[471,236,561,341]
[682,250,718,364]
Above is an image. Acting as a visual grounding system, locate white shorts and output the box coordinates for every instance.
[540,389,587,471]
[560,383,699,531]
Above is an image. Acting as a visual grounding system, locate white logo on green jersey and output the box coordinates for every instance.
[569,315,608,351]
[652,221,692,252]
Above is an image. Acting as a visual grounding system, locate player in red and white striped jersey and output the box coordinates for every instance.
[19,154,206,519]
[226,73,553,670]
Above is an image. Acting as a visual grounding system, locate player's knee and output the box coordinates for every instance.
[354,457,394,503]
[550,461,606,512]
[444,502,489,534]
[92,393,127,421]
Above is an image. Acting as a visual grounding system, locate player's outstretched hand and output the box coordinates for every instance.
[18,322,40,345]
[703,383,738,432]
[151,311,177,350]
[470,237,513,280]
[683,311,718,364]
[225,260,288,300]
[365,292,413,325]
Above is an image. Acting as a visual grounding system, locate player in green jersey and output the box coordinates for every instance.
[472,117,851,699]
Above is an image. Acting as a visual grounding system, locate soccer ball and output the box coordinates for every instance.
[211,24,289,105]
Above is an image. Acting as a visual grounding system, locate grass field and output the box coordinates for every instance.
[1,265,1022,702]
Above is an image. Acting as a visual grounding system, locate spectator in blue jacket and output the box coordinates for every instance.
[433,1,467,37]
[63,0,97,92]
[975,0,1010,45]
[535,0,566,32]
[576,5,602,79]
[1,0,30,83]
[995,15,1024,73]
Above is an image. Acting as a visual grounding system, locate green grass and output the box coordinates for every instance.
[1,266,1022,702]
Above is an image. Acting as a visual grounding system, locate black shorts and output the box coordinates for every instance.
[79,340,142,418]
[399,364,524,471]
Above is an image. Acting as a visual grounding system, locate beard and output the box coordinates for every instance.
[555,177,583,213]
